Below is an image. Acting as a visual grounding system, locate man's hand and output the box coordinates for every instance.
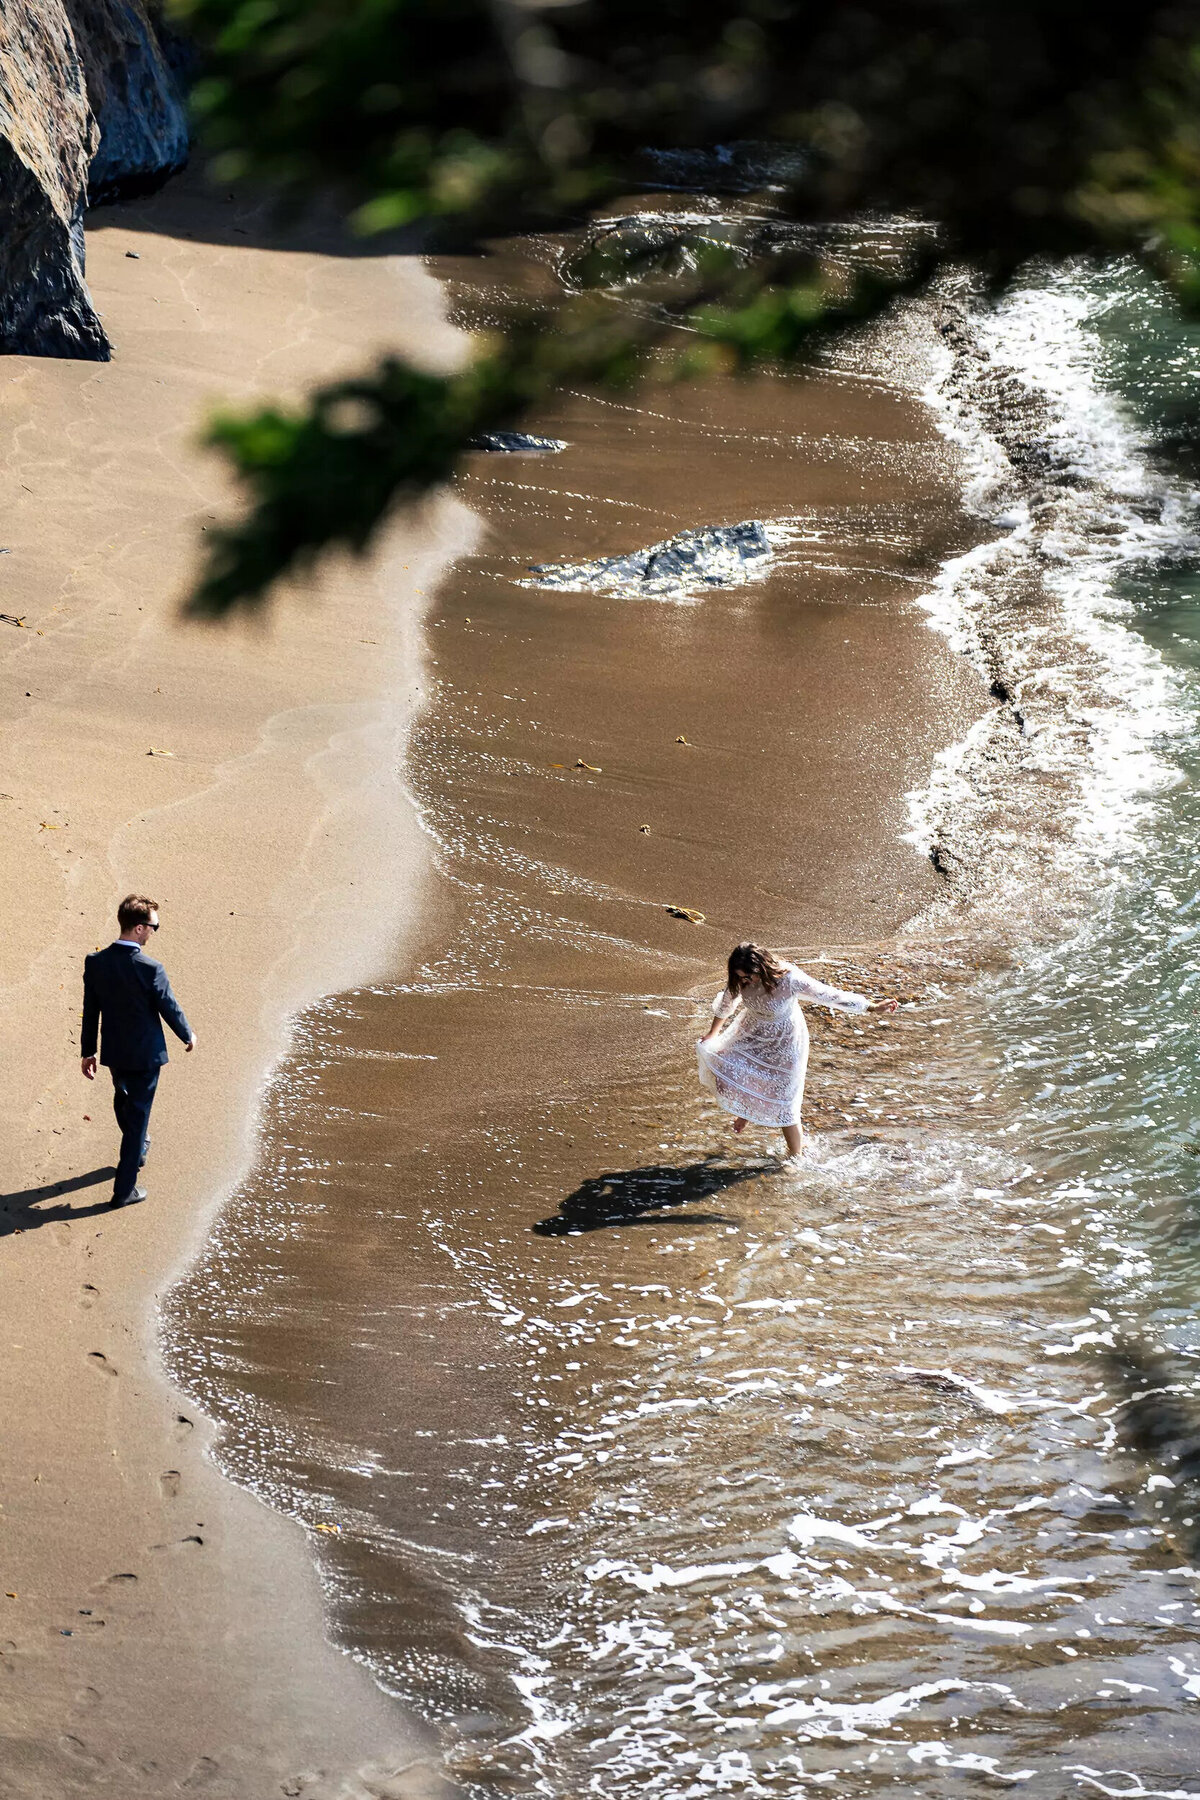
[185,1035,197,1053]
[81,1056,97,1080]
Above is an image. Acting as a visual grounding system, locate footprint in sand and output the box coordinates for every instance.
[74,1687,101,1708]
[104,1572,137,1586]
[172,1413,194,1439]
[159,1469,181,1499]
[149,1535,204,1552]
[59,1734,103,1769]
[87,1351,116,1376]
[79,1283,98,1309]
[179,1755,219,1788]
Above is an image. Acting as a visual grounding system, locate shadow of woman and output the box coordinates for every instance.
[533,1157,765,1236]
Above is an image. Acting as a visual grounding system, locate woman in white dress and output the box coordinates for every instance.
[697,942,896,1159]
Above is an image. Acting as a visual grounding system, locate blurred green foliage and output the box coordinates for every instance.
[169,0,1200,615]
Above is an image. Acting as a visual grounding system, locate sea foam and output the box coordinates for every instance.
[906,262,1195,933]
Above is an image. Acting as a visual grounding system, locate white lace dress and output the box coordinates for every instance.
[697,963,869,1128]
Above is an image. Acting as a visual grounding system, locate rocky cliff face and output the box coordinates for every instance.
[0,1,187,359]
[68,0,188,203]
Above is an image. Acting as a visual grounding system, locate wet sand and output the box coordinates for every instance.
[0,174,467,1795]
[166,239,995,1784]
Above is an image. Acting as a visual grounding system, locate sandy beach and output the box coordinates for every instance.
[0,173,468,1797]
[162,234,994,1784]
[0,40,1198,1790]
[2,185,991,1794]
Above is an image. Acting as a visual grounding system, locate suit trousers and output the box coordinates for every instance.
[110,1066,159,1200]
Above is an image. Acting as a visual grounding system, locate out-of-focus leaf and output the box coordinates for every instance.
[168,0,1200,613]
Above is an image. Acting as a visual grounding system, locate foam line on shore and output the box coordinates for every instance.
[905,263,1195,933]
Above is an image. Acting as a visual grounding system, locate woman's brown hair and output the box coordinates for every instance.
[727,941,786,995]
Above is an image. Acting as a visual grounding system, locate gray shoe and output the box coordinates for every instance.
[110,1185,146,1208]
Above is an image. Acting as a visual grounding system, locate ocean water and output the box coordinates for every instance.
[165,239,1200,1796]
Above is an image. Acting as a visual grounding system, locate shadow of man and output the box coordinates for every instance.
[534,1157,764,1236]
[0,1166,140,1238]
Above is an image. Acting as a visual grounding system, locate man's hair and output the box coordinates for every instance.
[117,894,158,931]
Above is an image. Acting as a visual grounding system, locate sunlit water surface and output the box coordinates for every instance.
[165,252,1200,1796]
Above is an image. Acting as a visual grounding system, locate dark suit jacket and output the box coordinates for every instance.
[81,942,193,1069]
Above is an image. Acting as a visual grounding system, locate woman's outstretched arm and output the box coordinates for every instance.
[700,986,741,1042]
[787,967,896,1014]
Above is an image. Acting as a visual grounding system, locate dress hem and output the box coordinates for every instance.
[697,1044,800,1129]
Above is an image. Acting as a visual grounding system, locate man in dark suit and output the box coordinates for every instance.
[81,894,196,1207]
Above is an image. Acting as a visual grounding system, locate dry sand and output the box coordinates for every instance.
[0,173,469,1798]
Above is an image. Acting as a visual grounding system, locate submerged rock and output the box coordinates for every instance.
[525,519,773,600]
[469,431,567,454]
[0,0,186,360]
[640,141,811,194]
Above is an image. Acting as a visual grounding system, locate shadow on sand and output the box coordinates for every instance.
[534,1157,764,1236]
[86,165,431,259]
[0,1166,139,1237]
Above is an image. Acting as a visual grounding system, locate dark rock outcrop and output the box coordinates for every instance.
[0,4,105,357]
[0,1,187,360]
[68,0,188,202]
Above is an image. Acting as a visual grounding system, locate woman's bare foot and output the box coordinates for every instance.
[733,1116,747,1134]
